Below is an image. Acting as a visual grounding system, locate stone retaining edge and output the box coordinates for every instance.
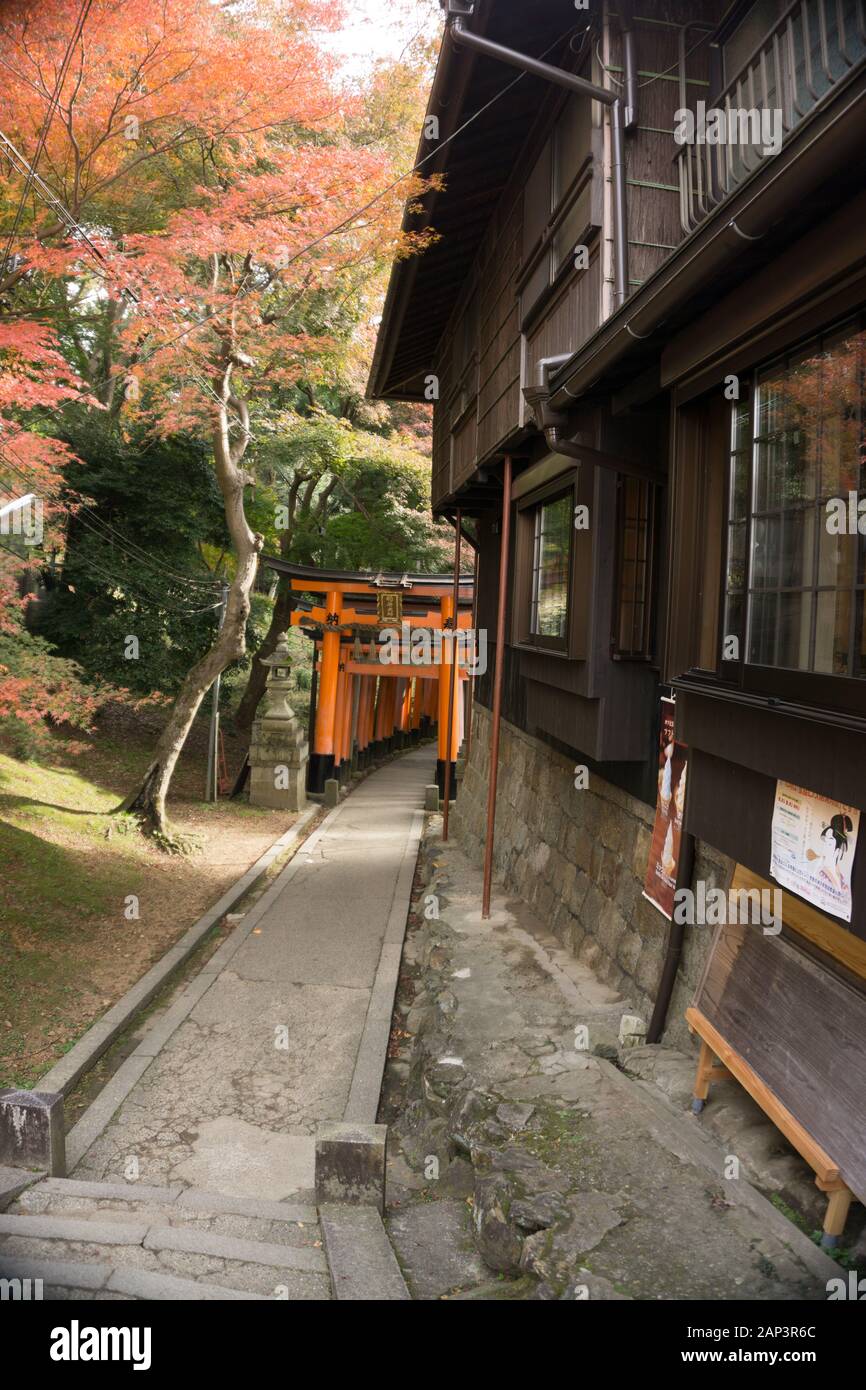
[343,808,425,1124]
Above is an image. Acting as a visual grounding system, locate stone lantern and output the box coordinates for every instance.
[249,632,308,810]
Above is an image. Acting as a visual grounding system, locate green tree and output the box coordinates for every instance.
[37,419,230,696]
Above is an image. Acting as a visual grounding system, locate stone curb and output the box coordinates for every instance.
[0,1165,44,1212]
[39,805,321,1098]
[319,1204,410,1301]
[106,1267,270,1301]
[344,807,425,1124]
[0,1255,111,1290]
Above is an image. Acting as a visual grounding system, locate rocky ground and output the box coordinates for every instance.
[379,819,861,1301]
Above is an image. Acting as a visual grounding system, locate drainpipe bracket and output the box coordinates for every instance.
[521,384,572,435]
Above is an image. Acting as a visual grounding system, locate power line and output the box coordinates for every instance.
[0,0,94,277]
[0,436,223,588]
[69,505,224,589]
[68,20,588,374]
[0,443,225,612]
[0,128,248,435]
[3,16,586,429]
[57,544,223,615]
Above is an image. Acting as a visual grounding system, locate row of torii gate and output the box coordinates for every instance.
[265,560,476,811]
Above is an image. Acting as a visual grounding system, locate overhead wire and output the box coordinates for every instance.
[0,442,225,613]
[0,0,94,277]
[67,18,591,373]
[1,13,596,616]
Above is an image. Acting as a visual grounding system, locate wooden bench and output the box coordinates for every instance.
[687,1005,855,1248]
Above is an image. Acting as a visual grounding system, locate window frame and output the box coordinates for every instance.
[612,474,662,662]
[514,474,577,655]
[716,313,866,717]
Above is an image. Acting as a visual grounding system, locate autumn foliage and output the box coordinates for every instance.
[0,0,434,771]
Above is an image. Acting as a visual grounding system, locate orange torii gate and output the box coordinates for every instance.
[262,560,475,798]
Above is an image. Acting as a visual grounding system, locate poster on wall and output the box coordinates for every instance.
[770,781,860,923]
[643,696,688,920]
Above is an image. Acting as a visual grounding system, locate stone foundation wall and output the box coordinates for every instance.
[453,703,733,1051]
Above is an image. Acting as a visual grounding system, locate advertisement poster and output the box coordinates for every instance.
[770,781,860,923]
[643,697,688,920]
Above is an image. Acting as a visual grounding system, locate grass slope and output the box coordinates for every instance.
[0,721,297,1088]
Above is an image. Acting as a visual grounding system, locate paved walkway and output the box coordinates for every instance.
[71,747,432,1202]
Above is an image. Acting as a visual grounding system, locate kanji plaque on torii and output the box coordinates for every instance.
[377,591,402,624]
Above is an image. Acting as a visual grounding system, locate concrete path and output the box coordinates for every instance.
[71,747,433,1203]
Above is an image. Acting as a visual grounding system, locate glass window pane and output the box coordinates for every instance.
[814,589,851,675]
[736,320,866,678]
[775,591,812,670]
[819,325,865,497]
[748,591,777,665]
[755,370,785,440]
[750,516,777,589]
[726,520,747,592]
[531,495,571,639]
[722,592,744,659]
[731,402,752,456]
[779,507,814,588]
[753,433,783,512]
[729,451,749,521]
[818,519,856,590]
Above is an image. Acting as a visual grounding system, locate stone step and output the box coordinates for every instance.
[0,1195,332,1300]
[0,1255,271,1301]
[17,1177,317,1222]
[0,1212,327,1270]
[0,1227,331,1299]
[11,1178,320,1250]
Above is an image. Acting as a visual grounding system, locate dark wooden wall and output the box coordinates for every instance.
[428,0,725,510]
[608,0,723,294]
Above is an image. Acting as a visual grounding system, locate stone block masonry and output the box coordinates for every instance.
[452,703,730,1050]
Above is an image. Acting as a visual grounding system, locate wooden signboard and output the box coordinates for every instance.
[691,919,866,1208]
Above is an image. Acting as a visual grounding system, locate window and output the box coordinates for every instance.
[722,318,866,690]
[519,94,596,322]
[613,476,659,659]
[530,493,572,642]
[514,475,578,653]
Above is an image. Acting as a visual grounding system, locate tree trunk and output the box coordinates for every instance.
[120,557,258,839]
[121,358,262,842]
[234,576,292,736]
[233,473,338,732]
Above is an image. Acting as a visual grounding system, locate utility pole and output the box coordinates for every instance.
[205,581,229,802]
